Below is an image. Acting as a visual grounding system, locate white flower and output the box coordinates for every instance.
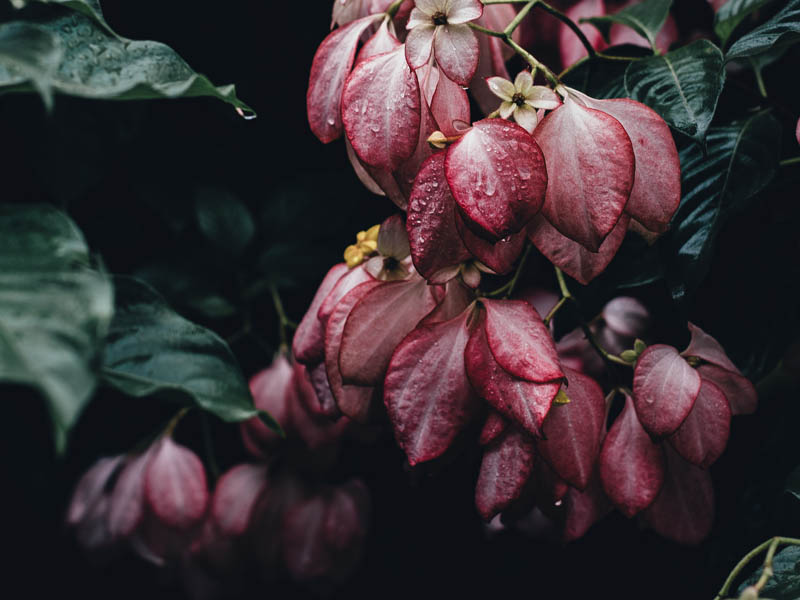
[486,71,561,133]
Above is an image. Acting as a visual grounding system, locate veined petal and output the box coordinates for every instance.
[431,69,471,136]
[525,86,561,110]
[411,0,442,18]
[434,24,479,86]
[487,76,515,102]
[447,0,483,24]
[667,380,731,469]
[405,23,436,69]
[498,101,515,119]
[513,104,539,134]
[682,322,740,373]
[514,70,533,95]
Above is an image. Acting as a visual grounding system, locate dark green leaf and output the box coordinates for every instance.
[624,39,725,144]
[561,44,652,99]
[786,465,800,502]
[714,0,774,48]
[726,0,800,62]
[665,111,781,301]
[195,188,255,258]
[11,0,114,34]
[101,277,274,428]
[737,545,800,600]
[0,8,254,115]
[584,0,672,50]
[0,204,113,453]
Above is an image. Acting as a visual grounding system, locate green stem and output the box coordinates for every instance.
[482,0,531,4]
[163,406,190,438]
[504,0,539,37]
[486,243,533,298]
[270,284,296,349]
[714,537,800,600]
[535,1,596,58]
[780,156,800,167]
[468,22,506,38]
[543,295,568,326]
[507,37,560,85]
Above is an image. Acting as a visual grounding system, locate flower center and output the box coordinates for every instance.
[432,11,448,26]
[512,93,527,107]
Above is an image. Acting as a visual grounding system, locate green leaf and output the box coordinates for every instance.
[0,7,254,115]
[665,111,781,301]
[726,0,800,62]
[786,465,800,502]
[584,0,672,51]
[714,0,774,48]
[561,44,652,99]
[737,545,800,600]
[101,277,275,428]
[0,21,62,109]
[195,188,255,258]
[0,204,113,453]
[624,39,725,144]
[11,0,114,33]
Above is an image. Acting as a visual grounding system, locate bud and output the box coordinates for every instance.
[427,130,449,149]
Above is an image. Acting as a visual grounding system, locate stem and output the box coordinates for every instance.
[780,156,800,167]
[543,295,568,326]
[535,1,596,58]
[486,243,533,298]
[164,406,190,438]
[714,537,800,600]
[754,65,768,98]
[270,284,296,349]
[504,0,539,37]
[507,37,560,85]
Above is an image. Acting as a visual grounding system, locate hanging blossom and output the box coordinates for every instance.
[487,71,562,133]
[405,0,484,86]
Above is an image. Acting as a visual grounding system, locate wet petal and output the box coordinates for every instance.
[434,24,480,86]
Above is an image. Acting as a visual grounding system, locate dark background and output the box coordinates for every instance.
[2,1,799,598]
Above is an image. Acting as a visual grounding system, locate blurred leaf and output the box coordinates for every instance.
[715,0,775,48]
[11,0,114,33]
[562,44,652,99]
[786,466,800,502]
[625,39,725,144]
[0,7,254,114]
[0,21,62,109]
[584,0,672,50]
[101,277,278,430]
[195,188,255,258]
[665,110,781,302]
[737,545,800,599]
[0,204,113,453]
[726,0,800,62]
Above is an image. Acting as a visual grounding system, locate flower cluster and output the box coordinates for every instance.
[67,353,371,597]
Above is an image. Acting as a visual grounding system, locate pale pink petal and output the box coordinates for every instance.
[537,367,606,490]
[533,97,634,251]
[339,277,440,385]
[446,119,548,239]
[487,76,515,102]
[514,70,533,95]
[682,322,740,373]
[145,438,209,530]
[307,15,383,143]
[411,0,441,19]
[525,86,561,109]
[499,101,516,119]
[405,22,436,68]
[513,104,539,133]
[384,308,479,465]
[293,263,349,365]
[559,0,605,68]
[318,265,373,326]
[599,395,665,517]
[211,463,269,537]
[633,345,701,437]
[431,69,471,136]
[420,280,475,325]
[668,380,731,468]
[241,355,294,453]
[356,19,402,65]
[67,456,123,526]
[527,212,630,285]
[602,296,649,339]
[346,139,386,196]
[343,46,422,171]
[475,427,536,520]
[434,24,480,86]
[108,450,152,538]
[483,298,563,383]
[447,0,483,24]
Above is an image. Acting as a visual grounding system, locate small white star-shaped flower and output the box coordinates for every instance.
[486,71,561,133]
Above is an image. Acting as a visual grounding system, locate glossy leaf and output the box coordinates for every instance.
[666,111,781,301]
[482,299,563,383]
[537,367,606,490]
[736,546,800,600]
[454,211,525,275]
[0,10,253,114]
[12,0,112,32]
[563,468,611,542]
[307,15,381,143]
[714,0,774,47]
[342,45,422,171]
[533,97,634,251]
[406,152,471,280]
[102,278,272,427]
[430,68,470,136]
[624,39,725,144]
[475,427,536,520]
[599,395,665,517]
[571,93,680,233]
[726,0,800,61]
[339,277,439,386]
[466,322,561,437]
[446,119,548,240]
[384,308,479,465]
[697,363,757,416]
[585,0,673,51]
[632,344,700,437]
[194,188,255,258]
[0,205,113,453]
[667,380,731,468]
[527,212,630,286]
[479,411,509,446]
[644,445,714,545]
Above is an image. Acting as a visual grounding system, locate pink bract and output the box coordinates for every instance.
[211,464,269,537]
[667,379,731,469]
[294,263,349,365]
[475,427,537,520]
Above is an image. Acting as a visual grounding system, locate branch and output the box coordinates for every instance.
[714,537,800,600]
